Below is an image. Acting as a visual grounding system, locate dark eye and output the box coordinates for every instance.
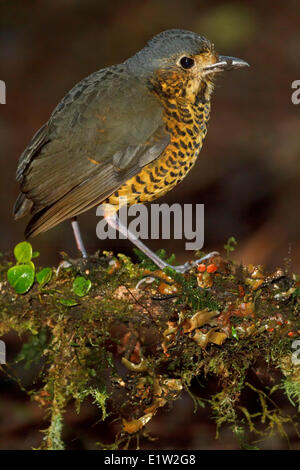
[179,56,195,69]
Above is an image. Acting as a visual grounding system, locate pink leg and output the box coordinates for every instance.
[71,217,88,258]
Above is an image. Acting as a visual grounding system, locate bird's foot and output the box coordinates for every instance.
[56,259,73,276]
[158,251,219,274]
[56,251,109,276]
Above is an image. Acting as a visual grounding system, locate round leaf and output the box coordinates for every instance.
[36,267,52,286]
[26,260,35,272]
[72,276,91,297]
[59,298,79,307]
[14,242,33,263]
[7,264,35,294]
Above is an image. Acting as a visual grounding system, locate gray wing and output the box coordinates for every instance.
[14,65,169,237]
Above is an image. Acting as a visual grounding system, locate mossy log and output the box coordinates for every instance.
[0,249,300,449]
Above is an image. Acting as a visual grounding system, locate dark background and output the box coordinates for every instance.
[0,0,299,450]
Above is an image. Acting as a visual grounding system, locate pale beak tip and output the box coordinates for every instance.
[203,56,250,74]
[232,58,250,68]
[218,55,250,70]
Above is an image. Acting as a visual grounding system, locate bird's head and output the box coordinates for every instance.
[127,29,249,104]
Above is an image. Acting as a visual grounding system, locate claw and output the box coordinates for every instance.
[56,260,72,276]
[163,251,220,273]
[136,276,156,290]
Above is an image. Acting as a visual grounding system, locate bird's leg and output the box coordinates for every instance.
[71,217,88,258]
[104,212,218,273]
[57,217,88,274]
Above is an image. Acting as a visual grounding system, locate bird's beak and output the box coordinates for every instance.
[203,55,250,75]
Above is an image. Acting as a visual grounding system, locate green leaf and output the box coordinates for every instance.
[292,287,300,299]
[26,260,35,271]
[224,236,238,256]
[7,264,35,294]
[32,251,40,259]
[231,325,239,340]
[72,276,91,297]
[59,298,79,307]
[36,267,52,286]
[14,241,33,263]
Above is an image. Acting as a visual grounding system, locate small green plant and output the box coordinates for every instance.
[7,242,93,303]
[7,241,52,294]
[72,276,92,297]
[36,267,52,286]
[224,236,238,257]
[133,247,176,270]
[7,241,36,294]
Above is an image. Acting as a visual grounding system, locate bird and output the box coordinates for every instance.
[14,29,249,273]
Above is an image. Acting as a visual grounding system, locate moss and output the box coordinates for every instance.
[0,249,300,449]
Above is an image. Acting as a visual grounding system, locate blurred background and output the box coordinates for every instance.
[0,0,299,450]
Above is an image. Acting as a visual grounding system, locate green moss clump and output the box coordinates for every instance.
[0,248,299,449]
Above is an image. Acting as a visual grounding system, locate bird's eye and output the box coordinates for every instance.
[179,56,195,69]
